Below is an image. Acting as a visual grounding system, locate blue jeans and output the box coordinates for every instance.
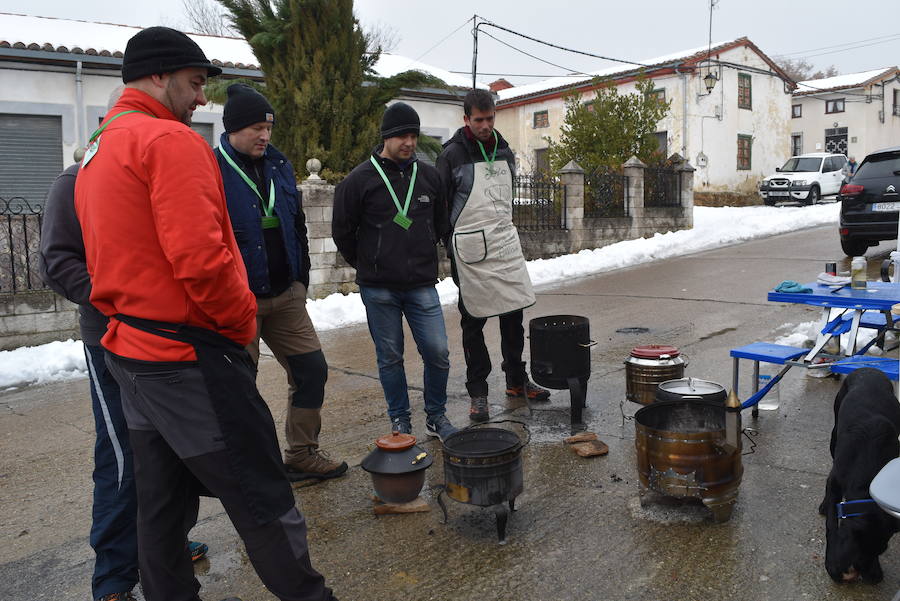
[359,285,450,421]
[84,344,139,599]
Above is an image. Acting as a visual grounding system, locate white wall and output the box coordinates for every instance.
[388,95,464,144]
[791,77,900,163]
[0,62,226,167]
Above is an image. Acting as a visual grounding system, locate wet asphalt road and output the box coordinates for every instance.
[3,224,900,601]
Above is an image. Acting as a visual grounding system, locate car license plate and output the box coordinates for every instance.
[873,201,900,212]
[768,191,789,197]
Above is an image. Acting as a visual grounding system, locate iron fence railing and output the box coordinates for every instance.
[585,170,629,218]
[512,174,566,231]
[643,167,682,207]
[1,197,46,293]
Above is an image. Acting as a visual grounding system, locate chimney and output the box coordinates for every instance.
[489,78,514,92]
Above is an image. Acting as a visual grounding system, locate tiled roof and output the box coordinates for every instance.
[794,67,898,96]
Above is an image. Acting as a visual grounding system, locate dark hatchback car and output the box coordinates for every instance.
[838,146,900,256]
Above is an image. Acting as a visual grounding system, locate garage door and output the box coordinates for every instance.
[0,114,64,209]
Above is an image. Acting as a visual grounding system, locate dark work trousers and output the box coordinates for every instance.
[84,344,139,600]
[458,297,527,397]
[106,357,333,601]
[450,258,527,397]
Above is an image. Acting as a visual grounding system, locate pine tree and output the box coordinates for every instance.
[216,0,447,180]
[546,78,671,175]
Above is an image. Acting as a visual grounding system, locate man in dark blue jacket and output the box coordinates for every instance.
[217,84,346,482]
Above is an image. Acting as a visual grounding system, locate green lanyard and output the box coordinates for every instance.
[369,156,418,230]
[476,131,499,175]
[217,146,280,229]
[82,110,153,168]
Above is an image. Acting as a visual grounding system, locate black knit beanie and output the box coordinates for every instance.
[121,26,222,83]
[223,84,275,133]
[381,102,420,139]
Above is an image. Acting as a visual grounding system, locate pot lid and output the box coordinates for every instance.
[631,344,680,359]
[375,431,417,451]
[361,443,433,475]
[658,377,725,395]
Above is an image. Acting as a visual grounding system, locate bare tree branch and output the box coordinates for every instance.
[182,0,238,36]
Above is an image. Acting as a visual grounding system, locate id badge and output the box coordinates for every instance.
[82,137,100,167]
[393,212,413,230]
[261,215,281,229]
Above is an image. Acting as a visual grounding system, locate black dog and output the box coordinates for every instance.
[819,367,900,583]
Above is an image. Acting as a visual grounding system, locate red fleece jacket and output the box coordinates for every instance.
[75,88,257,362]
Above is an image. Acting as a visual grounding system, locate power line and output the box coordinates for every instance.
[799,36,900,60]
[475,15,647,68]
[451,70,582,78]
[479,29,597,79]
[774,32,900,58]
[406,16,473,67]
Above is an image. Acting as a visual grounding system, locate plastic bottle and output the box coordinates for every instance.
[757,372,780,410]
[851,256,867,289]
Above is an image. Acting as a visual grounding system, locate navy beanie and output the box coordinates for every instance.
[381,102,420,139]
[223,84,275,133]
[121,26,221,83]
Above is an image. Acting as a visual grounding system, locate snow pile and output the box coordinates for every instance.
[0,339,87,390]
[2,203,840,390]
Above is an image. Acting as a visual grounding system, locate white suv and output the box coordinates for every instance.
[759,153,848,205]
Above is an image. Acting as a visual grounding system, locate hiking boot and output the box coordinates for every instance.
[389,416,412,434]
[98,594,136,601]
[284,448,348,482]
[469,395,489,422]
[426,414,459,442]
[188,540,208,562]
[507,379,551,402]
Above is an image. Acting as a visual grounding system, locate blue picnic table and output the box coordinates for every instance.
[731,282,900,414]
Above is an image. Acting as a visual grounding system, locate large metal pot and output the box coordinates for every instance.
[634,399,742,522]
[625,345,687,404]
[438,425,527,543]
[361,432,432,504]
[655,377,726,404]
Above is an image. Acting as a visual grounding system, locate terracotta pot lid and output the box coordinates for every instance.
[375,431,417,451]
[631,344,680,359]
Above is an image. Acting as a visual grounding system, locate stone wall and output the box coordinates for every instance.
[0,290,78,350]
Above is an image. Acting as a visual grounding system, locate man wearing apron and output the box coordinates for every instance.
[75,27,335,601]
[332,102,458,441]
[216,84,347,484]
[436,89,551,423]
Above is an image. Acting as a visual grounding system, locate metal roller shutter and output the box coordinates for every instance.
[0,113,64,209]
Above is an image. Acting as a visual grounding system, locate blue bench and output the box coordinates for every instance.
[730,343,809,417]
[829,356,899,381]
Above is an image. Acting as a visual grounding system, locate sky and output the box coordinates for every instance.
[2,0,899,85]
[1,202,843,389]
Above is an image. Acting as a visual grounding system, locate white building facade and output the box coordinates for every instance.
[494,38,795,195]
[789,68,900,162]
[0,13,483,206]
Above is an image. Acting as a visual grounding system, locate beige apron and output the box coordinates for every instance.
[452,159,535,318]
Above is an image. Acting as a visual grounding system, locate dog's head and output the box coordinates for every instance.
[826,509,898,583]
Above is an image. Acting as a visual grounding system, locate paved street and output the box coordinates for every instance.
[3,224,900,600]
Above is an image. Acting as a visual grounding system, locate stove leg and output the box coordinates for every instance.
[509,497,516,513]
[435,485,448,524]
[708,501,736,523]
[493,504,509,545]
[567,376,586,432]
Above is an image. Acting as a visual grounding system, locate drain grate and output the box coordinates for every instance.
[616,327,650,334]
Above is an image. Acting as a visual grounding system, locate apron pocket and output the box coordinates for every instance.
[453,230,488,264]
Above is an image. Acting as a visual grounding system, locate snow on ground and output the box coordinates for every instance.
[1,203,840,390]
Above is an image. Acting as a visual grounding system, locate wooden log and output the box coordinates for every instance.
[372,496,431,515]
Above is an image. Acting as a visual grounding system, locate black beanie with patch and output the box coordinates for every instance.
[223,84,275,133]
[380,102,420,139]
[121,26,221,83]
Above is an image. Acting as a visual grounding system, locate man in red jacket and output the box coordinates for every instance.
[75,26,335,601]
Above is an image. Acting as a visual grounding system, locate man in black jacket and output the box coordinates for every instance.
[436,89,550,423]
[332,102,457,440]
